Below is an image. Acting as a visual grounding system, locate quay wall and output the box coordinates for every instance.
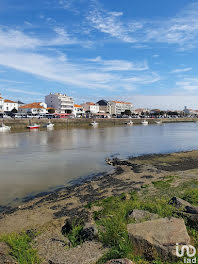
[0,117,197,130]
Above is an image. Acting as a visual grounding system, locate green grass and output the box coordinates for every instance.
[67,221,84,247]
[92,181,198,264]
[181,188,198,206]
[0,232,40,264]
[152,180,171,189]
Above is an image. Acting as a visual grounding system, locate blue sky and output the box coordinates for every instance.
[1,0,198,108]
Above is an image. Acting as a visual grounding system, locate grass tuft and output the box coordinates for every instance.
[0,231,40,264]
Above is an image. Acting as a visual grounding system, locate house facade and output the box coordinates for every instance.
[45,93,74,114]
[97,100,108,113]
[18,102,47,115]
[3,99,18,112]
[73,104,85,117]
[81,102,99,114]
[107,101,133,115]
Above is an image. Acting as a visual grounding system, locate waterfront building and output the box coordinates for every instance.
[73,104,85,117]
[0,95,4,113]
[81,102,99,114]
[45,93,74,114]
[17,101,25,108]
[3,99,18,112]
[134,108,150,115]
[107,101,133,115]
[18,102,47,115]
[97,100,108,113]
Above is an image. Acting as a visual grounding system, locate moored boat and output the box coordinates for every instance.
[27,124,40,129]
[155,120,162,124]
[125,120,133,125]
[44,121,54,129]
[90,121,98,127]
[141,120,148,125]
[0,122,11,132]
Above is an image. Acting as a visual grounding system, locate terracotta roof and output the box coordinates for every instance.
[19,102,44,109]
[4,99,16,103]
[86,102,96,105]
[74,104,82,108]
[46,107,55,110]
[111,101,132,105]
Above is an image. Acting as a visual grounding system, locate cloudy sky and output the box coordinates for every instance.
[1,0,198,109]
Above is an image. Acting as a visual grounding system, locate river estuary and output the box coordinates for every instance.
[0,122,198,205]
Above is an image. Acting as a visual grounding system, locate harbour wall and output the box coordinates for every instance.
[0,117,197,130]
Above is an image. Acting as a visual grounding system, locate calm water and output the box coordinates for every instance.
[0,122,198,205]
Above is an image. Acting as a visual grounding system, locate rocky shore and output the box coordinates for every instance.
[0,150,198,263]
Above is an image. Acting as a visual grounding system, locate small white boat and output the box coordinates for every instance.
[90,121,98,127]
[141,120,148,125]
[27,124,40,129]
[125,120,133,125]
[44,121,54,129]
[0,123,11,132]
[155,120,162,124]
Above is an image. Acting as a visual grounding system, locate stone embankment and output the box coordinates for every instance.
[0,117,197,130]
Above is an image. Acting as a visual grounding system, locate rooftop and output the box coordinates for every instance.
[4,99,17,103]
[19,102,44,109]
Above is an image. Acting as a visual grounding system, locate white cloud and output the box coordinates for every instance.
[171,67,192,73]
[176,78,198,91]
[0,26,86,50]
[123,72,160,85]
[86,7,137,43]
[86,56,148,71]
[6,88,44,96]
[85,2,198,49]
[0,48,159,92]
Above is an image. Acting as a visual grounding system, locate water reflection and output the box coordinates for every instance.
[0,122,198,205]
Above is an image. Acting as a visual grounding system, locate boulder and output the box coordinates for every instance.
[105,259,134,264]
[178,212,198,229]
[169,197,198,214]
[128,209,159,223]
[80,223,98,241]
[127,217,190,261]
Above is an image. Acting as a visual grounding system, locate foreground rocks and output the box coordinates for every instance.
[169,197,198,229]
[37,240,106,264]
[128,209,159,223]
[127,217,190,261]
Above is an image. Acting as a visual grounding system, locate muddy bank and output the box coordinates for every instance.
[1,150,198,232]
[0,150,198,263]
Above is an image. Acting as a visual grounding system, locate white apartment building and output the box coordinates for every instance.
[3,99,18,112]
[81,102,99,114]
[45,93,74,114]
[18,102,47,115]
[73,104,85,117]
[0,95,4,113]
[107,101,133,115]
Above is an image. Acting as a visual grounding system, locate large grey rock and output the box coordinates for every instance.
[128,209,159,223]
[169,197,198,214]
[105,259,134,264]
[127,217,190,261]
